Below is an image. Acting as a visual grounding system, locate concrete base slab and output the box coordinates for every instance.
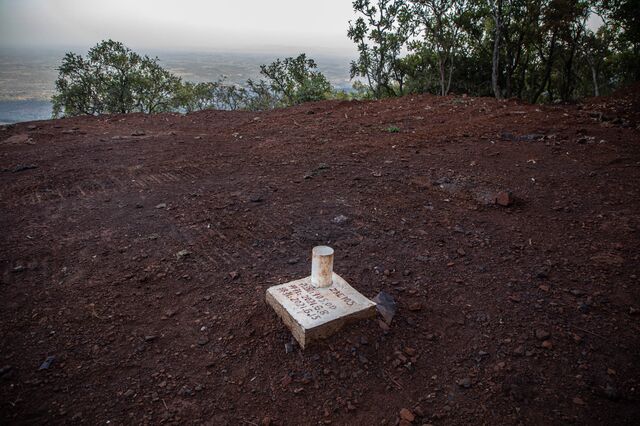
[266,273,376,348]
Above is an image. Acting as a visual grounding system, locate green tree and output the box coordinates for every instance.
[258,54,332,106]
[411,0,469,96]
[348,0,411,98]
[52,40,183,117]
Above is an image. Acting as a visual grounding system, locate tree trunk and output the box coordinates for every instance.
[491,0,503,99]
[590,62,599,97]
[439,56,446,96]
[532,32,557,104]
[446,54,454,95]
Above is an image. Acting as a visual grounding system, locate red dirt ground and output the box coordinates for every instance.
[1,90,639,425]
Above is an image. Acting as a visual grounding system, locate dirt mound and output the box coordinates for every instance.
[1,93,639,424]
[583,82,640,128]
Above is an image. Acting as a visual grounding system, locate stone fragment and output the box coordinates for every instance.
[399,408,415,422]
[176,249,191,260]
[495,191,514,207]
[39,355,55,370]
[373,291,397,324]
[332,214,348,224]
[458,377,472,388]
[535,329,551,340]
[408,302,423,311]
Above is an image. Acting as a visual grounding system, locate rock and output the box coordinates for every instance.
[39,355,55,370]
[535,266,550,279]
[373,291,397,324]
[535,329,551,340]
[404,347,416,357]
[155,203,167,209]
[249,194,264,203]
[604,384,619,401]
[229,271,240,280]
[197,337,210,346]
[457,377,472,388]
[541,340,553,349]
[27,125,37,130]
[178,385,194,396]
[123,389,135,397]
[332,214,349,224]
[590,252,624,267]
[285,342,295,354]
[4,134,30,144]
[280,375,292,387]
[131,130,146,136]
[0,365,13,380]
[144,335,157,342]
[408,302,423,311]
[12,164,37,173]
[176,249,191,260]
[261,417,272,426]
[578,302,589,313]
[378,320,390,332]
[287,258,299,265]
[11,265,25,273]
[413,406,425,417]
[572,396,585,405]
[495,191,514,207]
[399,408,415,422]
[513,345,525,356]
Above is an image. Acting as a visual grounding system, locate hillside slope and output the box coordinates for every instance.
[1,92,639,424]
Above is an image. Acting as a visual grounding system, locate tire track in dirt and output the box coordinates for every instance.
[9,165,221,207]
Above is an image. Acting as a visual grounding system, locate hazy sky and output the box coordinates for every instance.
[0,0,358,54]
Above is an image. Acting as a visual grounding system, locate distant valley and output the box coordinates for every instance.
[0,47,353,123]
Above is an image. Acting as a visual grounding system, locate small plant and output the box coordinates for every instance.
[387,126,400,133]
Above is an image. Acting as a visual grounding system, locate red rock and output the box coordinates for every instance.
[573,396,585,405]
[399,408,415,422]
[495,191,513,206]
[535,329,551,340]
[404,347,417,357]
[408,302,423,311]
[378,320,390,331]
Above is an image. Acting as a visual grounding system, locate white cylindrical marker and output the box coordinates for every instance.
[311,246,334,288]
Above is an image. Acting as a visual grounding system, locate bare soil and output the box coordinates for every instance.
[1,89,640,425]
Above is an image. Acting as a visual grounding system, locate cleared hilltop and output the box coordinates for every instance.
[1,89,640,424]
